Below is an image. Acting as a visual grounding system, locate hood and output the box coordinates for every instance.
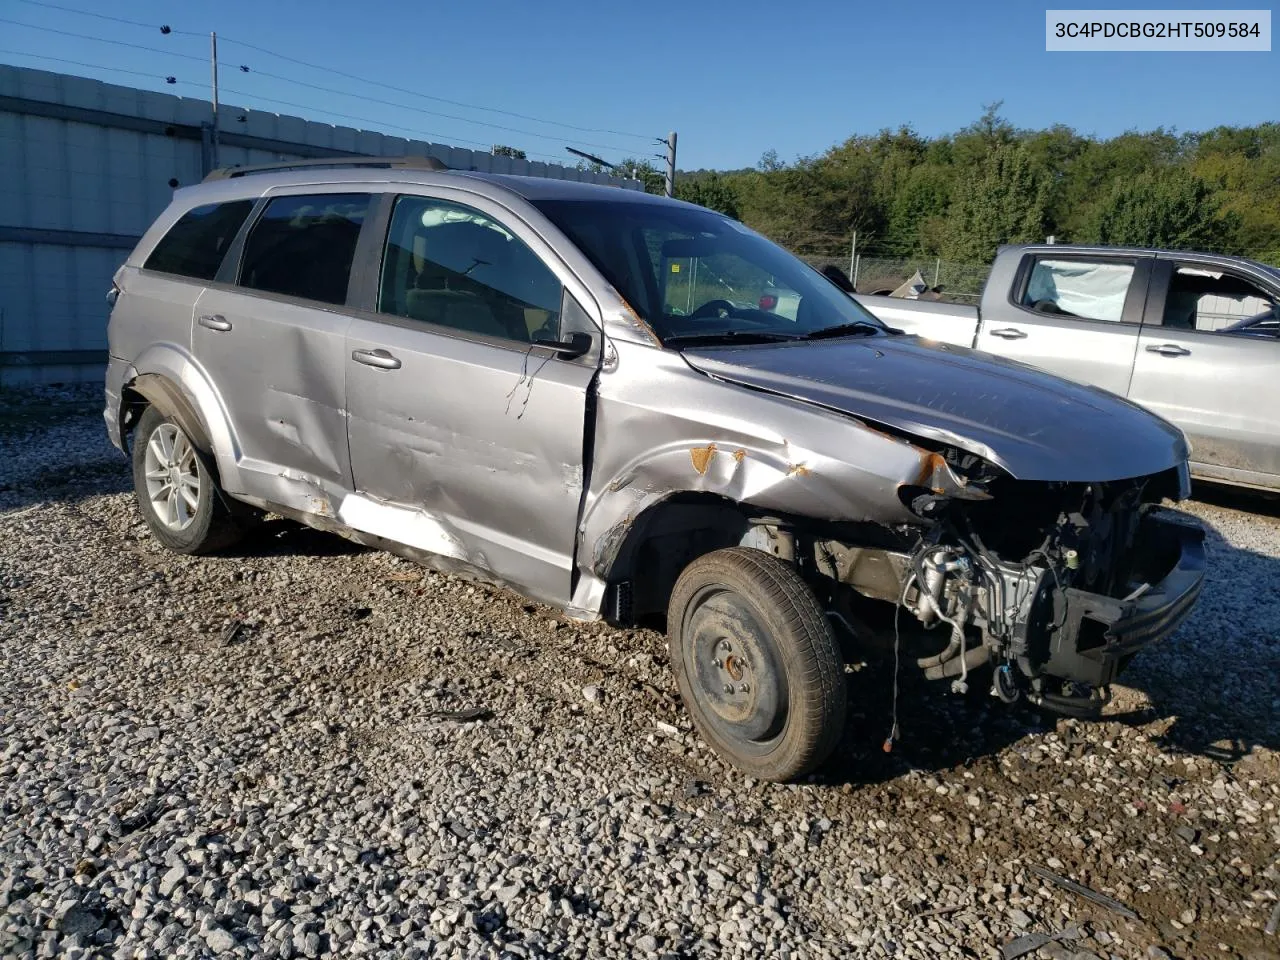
[682,335,1188,483]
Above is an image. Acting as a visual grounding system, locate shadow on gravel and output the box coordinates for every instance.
[1126,513,1280,766]
[813,501,1280,786]
[0,393,132,513]
[816,665,1053,787]
[0,457,131,513]
[219,518,370,559]
[1191,479,1280,517]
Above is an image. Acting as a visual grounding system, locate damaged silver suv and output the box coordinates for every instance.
[105,157,1205,781]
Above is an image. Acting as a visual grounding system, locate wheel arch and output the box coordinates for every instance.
[594,491,780,624]
[123,373,213,453]
[117,344,246,493]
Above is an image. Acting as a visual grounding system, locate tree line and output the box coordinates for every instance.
[590,104,1280,267]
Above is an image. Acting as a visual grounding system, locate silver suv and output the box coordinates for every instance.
[105,156,1206,781]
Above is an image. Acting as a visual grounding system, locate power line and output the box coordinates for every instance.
[0,17,207,64]
[0,47,583,164]
[2,14,642,157]
[240,66,639,153]
[11,0,656,143]
[0,50,179,83]
[218,36,656,142]
[216,86,575,162]
[11,0,203,37]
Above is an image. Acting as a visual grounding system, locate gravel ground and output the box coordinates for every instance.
[1,385,1277,960]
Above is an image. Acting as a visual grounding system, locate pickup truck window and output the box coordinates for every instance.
[1161,264,1278,337]
[1021,258,1135,323]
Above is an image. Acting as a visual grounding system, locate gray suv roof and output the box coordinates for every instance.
[175,166,685,210]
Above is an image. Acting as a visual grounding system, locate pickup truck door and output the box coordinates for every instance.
[1126,258,1280,489]
[975,254,1150,397]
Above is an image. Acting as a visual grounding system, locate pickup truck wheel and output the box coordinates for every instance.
[131,406,242,555]
[667,547,847,782]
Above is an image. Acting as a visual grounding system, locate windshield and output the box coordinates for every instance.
[530,198,888,343]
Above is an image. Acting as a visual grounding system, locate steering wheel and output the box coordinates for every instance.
[689,299,737,320]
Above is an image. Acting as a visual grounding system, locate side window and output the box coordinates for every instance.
[143,200,254,280]
[377,196,562,343]
[1162,265,1278,338]
[1020,258,1135,323]
[238,193,370,306]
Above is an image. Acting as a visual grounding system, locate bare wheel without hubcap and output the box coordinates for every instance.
[668,547,847,782]
[685,586,787,745]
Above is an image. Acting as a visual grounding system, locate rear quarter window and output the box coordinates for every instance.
[143,200,255,280]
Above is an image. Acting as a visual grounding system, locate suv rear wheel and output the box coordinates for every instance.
[667,547,847,781]
[131,406,242,554]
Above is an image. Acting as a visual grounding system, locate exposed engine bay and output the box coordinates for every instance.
[792,449,1205,718]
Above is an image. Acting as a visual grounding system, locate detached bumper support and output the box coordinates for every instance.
[1042,508,1206,688]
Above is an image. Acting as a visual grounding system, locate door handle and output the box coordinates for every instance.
[351,348,402,370]
[1146,343,1190,357]
[198,314,232,332]
[989,327,1027,340]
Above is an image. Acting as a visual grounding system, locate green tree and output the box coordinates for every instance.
[1086,168,1242,251]
[491,145,526,160]
[676,172,740,218]
[942,143,1049,261]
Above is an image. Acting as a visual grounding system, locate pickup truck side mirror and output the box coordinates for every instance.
[532,330,593,359]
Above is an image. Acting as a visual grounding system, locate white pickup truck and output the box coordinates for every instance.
[854,244,1280,494]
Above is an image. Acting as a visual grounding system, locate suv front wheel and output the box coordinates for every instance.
[131,406,242,554]
[667,547,847,782]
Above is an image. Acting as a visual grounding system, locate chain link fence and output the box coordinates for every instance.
[800,254,991,303]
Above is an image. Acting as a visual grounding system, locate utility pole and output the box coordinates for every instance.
[209,32,220,171]
[848,230,857,280]
[664,131,677,198]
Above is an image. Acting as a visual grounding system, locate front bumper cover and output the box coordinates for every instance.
[1040,507,1206,689]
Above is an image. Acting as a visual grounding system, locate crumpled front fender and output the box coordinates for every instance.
[567,343,935,617]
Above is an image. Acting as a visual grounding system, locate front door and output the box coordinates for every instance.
[1128,259,1280,487]
[977,253,1147,397]
[342,192,600,606]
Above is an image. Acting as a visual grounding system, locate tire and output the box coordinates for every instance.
[667,547,847,782]
[131,405,243,554]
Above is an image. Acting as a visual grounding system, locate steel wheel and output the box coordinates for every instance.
[667,547,847,782]
[143,422,202,531]
[683,585,788,747]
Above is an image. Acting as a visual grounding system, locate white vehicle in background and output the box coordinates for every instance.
[757,281,801,320]
[854,243,1280,494]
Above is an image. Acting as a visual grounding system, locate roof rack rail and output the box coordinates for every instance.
[202,154,450,182]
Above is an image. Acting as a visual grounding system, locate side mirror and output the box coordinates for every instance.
[532,330,593,359]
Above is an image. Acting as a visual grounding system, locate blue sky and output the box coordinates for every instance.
[1,0,1276,170]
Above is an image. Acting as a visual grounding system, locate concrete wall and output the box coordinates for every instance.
[0,64,641,384]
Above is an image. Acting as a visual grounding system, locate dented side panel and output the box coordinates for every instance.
[190,285,354,507]
[344,314,596,610]
[570,342,931,612]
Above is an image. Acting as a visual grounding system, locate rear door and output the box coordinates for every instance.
[976,253,1149,396]
[192,189,372,507]
[1127,258,1280,488]
[341,189,600,608]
